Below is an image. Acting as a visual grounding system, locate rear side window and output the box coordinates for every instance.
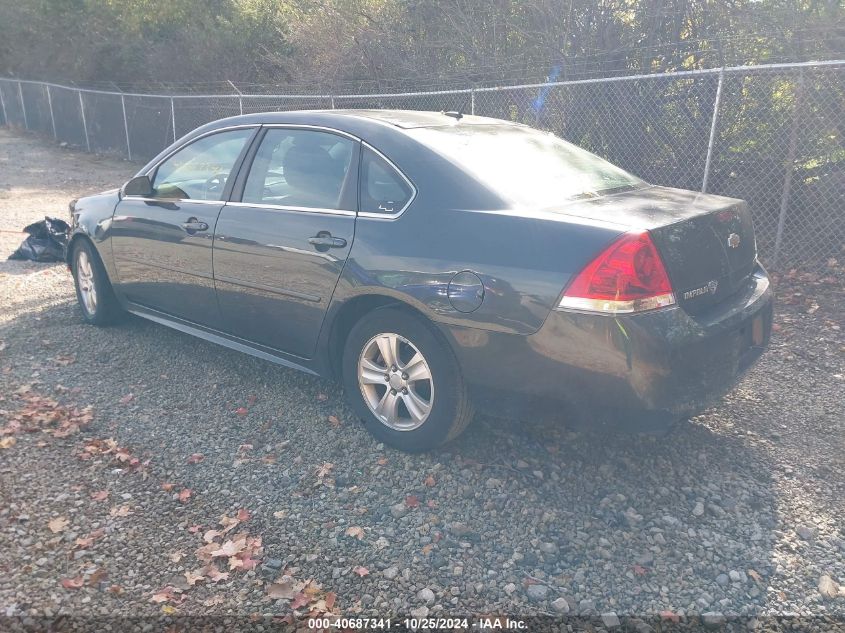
[242,128,355,210]
[360,147,413,215]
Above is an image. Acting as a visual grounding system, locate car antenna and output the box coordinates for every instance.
[442,111,463,120]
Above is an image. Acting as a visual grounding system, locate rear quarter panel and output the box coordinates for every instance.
[335,198,626,336]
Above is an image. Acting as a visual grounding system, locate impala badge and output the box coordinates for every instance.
[683,280,719,300]
[727,233,741,249]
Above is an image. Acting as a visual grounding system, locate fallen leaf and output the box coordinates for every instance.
[632,564,648,576]
[660,611,680,623]
[272,510,286,519]
[178,488,192,503]
[352,565,369,577]
[290,591,311,610]
[161,482,175,492]
[109,504,132,517]
[316,392,328,401]
[187,525,202,533]
[421,543,433,555]
[424,474,436,487]
[88,567,108,585]
[61,576,84,589]
[748,569,763,583]
[819,574,843,599]
[0,437,16,449]
[235,407,248,416]
[161,605,178,615]
[324,592,337,610]
[203,595,225,607]
[184,569,205,586]
[316,463,334,478]
[48,517,69,533]
[327,415,341,428]
[236,508,250,522]
[119,393,134,405]
[211,538,246,558]
[168,550,184,563]
[203,529,222,543]
[187,453,204,464]
[345,526,365,540]
[90,490,109,501]
[405,495,420,508]
[376,456,388,466]
[267,578,295,599]
[205,565,229,583]
[107,585,123,594]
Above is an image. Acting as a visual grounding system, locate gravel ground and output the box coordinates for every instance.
[1,127,844,631]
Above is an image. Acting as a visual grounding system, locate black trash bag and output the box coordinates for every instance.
[8,217,70,263]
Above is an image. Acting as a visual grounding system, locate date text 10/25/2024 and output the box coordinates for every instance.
[307,617,527,630]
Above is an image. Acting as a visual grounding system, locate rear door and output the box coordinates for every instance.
[213,126,358,357]
[111,127,256,328]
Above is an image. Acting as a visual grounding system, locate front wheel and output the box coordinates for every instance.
[71,239,123,326]
[341,308,473,452]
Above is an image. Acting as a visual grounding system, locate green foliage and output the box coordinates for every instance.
[1,0,841,89]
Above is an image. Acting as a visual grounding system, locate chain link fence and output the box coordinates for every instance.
[1,60,842,268]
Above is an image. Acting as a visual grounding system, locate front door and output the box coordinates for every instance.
[213,127,358,357]
[111,127,256,329]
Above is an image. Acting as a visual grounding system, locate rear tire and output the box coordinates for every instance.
[341,307,473,452]
[71,239,123,326]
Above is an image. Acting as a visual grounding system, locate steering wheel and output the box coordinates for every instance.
[204,173,229,198]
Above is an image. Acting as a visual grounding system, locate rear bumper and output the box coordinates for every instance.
[449,265,773,430]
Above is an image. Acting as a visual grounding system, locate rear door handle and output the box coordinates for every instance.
[182,219,209,233]
[308,234,347,249]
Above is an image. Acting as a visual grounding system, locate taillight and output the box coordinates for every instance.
[557,231,675,314]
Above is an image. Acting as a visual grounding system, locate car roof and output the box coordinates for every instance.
[198,109,514,136]
[326,109,509,129]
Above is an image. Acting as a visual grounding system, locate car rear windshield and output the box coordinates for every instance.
[407,124,644,208]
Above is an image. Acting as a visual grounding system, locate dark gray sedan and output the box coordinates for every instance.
[67,110,773,451]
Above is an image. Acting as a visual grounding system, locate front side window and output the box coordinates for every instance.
[359,147,414,214]
[242,129,355,210]
[151,129,253,201]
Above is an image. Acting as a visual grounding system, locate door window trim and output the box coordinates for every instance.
[357,141,418,220]
[228,124,361,215]
[122,124,260,204]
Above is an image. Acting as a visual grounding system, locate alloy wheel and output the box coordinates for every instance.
[358,332,434,431]
[76,250,98,316]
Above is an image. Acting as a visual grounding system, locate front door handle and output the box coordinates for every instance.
[182,218,209,234]
[308,234,347,249]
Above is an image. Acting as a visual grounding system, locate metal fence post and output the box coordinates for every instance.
[701,68,724,193]
[18,81,28,129]
[772,70,805,267]
[0,83,7,125]
[77,88,91,152]
[331,95,336,110]
[171,97,177,142]
[121,94,132,161]
[227,80,243,115]
[46,84,57,139]
[470,88,476,115]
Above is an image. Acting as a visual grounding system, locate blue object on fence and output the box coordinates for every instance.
[532,65,561,115]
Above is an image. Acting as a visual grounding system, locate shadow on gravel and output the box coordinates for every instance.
[3,299,781,617]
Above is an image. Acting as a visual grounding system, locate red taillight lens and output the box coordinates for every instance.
[558,231,675,314]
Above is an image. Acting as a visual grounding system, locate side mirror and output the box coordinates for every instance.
[122,175,153,197]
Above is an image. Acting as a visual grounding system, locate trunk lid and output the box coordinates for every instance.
[553,186,758,314]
